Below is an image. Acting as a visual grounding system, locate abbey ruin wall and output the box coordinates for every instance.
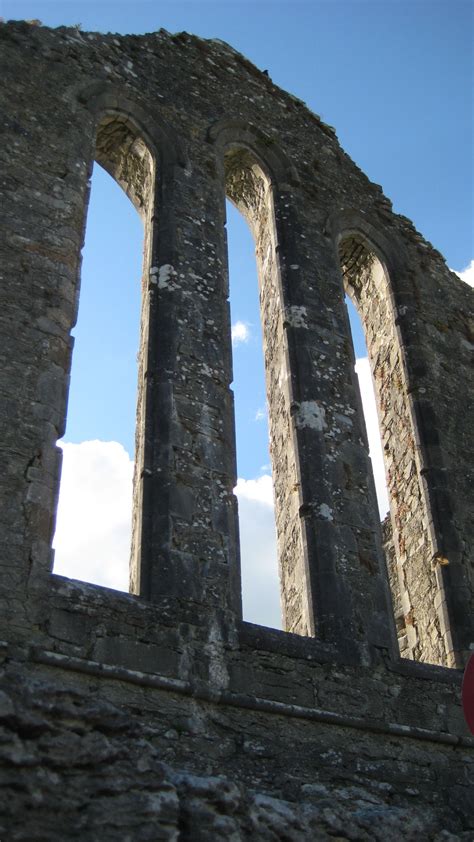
[0,20,473,839]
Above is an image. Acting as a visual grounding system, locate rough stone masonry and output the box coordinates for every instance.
[0,20,473,839]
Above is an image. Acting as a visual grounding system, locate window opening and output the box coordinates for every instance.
[339,234,441,662]
[225,147,313,636]
[52,161,144,592]
[226,199,281,629]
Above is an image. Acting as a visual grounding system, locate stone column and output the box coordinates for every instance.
[130,145,241,630]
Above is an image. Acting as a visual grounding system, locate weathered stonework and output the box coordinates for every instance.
[0,20,473,838]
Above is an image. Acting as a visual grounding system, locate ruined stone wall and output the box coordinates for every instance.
[0,20,473,840]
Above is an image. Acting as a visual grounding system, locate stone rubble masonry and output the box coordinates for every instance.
[0,20,473,839]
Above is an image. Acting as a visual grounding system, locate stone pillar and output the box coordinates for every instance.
[130,144,241,629]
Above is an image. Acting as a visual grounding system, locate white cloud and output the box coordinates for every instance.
[235,474,274,506]
[53,440,282,629]
[354,357,389,518]
[453,259,474,287]
[53,440,133,592]
[235,476,281,629]
[255,406,267,422]
[231,320,251,346]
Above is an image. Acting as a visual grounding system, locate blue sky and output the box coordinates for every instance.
[5,1,472,625]
[5,0,470,465]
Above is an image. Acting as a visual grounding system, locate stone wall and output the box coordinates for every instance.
[0,20,473,838]
[1,646,472,841]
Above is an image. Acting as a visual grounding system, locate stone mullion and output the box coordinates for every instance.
[271,200,395,660]
[133,154,239,622]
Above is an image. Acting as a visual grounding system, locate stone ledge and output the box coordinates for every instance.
[31,647,474,749]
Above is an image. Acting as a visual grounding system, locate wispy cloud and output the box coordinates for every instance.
[452,259,474,287]
[255,406,267,422]
[231,320,251,346]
